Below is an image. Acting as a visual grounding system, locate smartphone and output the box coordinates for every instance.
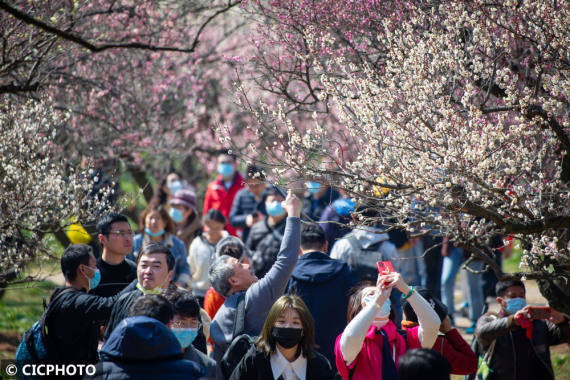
[376,261,394,275]
[528,306,551,320]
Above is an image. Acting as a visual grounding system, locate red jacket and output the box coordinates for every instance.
[406,327,477,375]
[202,172,245,236]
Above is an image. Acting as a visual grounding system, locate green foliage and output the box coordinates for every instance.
[552,351,570,379]
[503,244,523,274]
[0,281,56,334]
[118,170,149,212]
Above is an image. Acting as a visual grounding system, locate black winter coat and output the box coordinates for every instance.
[246,218,287,278]
[230,346,335,380]
[46,281,135,365]
[103,288,144,340]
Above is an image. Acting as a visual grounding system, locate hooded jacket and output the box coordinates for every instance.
[330,227,399,282]
[287,251,359,365]
[90,316,204,380]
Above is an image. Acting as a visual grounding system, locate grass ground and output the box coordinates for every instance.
[0,280,56,359]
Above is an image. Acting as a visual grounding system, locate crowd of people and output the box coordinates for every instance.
[14,150,570,379]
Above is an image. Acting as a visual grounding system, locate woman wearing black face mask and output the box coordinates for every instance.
[230,295,336,380]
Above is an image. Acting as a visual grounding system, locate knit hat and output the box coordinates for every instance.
[169,188,197,211]
[402,287,448,323]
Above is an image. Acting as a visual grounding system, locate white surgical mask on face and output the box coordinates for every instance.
[364,296,391,328]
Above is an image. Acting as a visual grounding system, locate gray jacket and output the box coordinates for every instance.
[210,217,300,363]
[475,312,570,380]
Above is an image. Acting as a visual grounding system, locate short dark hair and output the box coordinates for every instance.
[301,223,326,251]
[164,288,200,319]
[128,295,174,325]
[217,149,237,161]
[496,279,525,297]
[136,243,175,271]
[61,244,92,281]
[246,164,265,181]
[204,209,226,225]
[97,213,129,235]
[398,349,451,380]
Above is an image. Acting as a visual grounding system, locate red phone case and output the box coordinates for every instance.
[529,306,551,320]
[376,261,394,275]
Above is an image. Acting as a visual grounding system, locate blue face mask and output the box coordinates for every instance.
[86,267,101,290]
[266,201,286,217]
[171,328,199,349]
[333,198,355,217]
[504,297,526,315]
[217,163,234,178]
[169,207,184,223]
[167,180,183,195]
[306,181,321,195]
[145,227,165,237]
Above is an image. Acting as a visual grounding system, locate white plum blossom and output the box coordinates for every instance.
[0,98,113,282]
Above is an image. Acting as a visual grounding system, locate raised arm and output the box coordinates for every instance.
[246,190,301,307]
[383,273,440,348]
[340,285,392,366]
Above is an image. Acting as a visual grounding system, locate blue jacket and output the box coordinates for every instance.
[286,251,358,366]
[91,316,204,380]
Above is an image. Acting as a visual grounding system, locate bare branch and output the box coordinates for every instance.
[0,0,241,54]
[0,83,40,94]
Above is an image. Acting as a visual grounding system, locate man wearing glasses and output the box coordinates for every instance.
[91,213,137,297]
[165,289,219,380]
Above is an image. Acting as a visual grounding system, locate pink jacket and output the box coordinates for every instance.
[335,321,417,380]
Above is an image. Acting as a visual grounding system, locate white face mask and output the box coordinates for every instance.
[364,296,391,328]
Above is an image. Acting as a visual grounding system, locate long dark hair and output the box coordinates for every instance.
[256,295,317,358]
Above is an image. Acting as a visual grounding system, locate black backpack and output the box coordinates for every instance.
[220,292,256,379]
[15,288,75,368]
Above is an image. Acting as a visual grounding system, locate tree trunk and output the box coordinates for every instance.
[538,279,570,315]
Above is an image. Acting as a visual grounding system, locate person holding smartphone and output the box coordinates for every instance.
[473,280,570,380]
[334,272,440,380]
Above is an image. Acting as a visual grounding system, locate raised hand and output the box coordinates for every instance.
[281,189,301,218]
